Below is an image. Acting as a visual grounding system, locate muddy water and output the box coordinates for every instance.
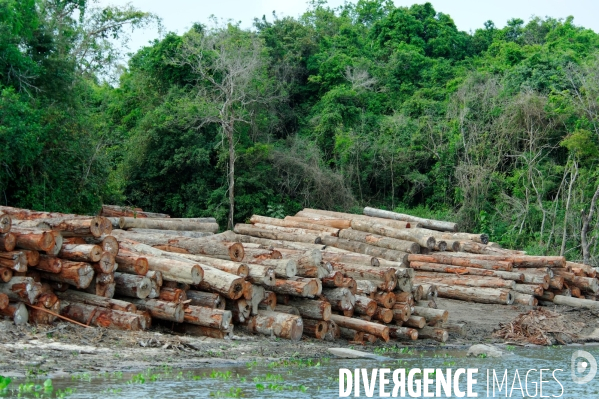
[7,345,599,398]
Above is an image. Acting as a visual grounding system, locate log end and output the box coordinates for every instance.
[229,243,245,262]
[0,214,11,234]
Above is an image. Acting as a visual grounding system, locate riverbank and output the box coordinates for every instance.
[2,299,597,378]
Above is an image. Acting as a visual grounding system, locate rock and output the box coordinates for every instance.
[467,344,504,358]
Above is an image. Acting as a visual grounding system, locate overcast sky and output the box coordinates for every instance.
[99,0,599,55]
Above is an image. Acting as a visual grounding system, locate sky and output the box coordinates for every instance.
[98,0,599,55]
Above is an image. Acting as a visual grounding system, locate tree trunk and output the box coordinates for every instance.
[350,220,435,249]
[321,252,379,267]
[113,272,152,299]
[269,278,319,297]
[12,228,55,252]
[389,326,418,340]
[128,228,213,238]
[250,215,340,235]
[432,285,514,305]
[404,315,426,329]
[158,287,187,303]
[363,207,457,231]
[322,271,344,287]
[58,244,103,263]
[551,295,599,310]
[115,250,149,275]
[320,235,408,262]
[196,265,245,300]
[29,217,109,237]
[411,306,448,325]
[409,261,522,281]
[512,284,544,296]
[287,299,332,321]
[338,229,420,253]
[329,314,389,342]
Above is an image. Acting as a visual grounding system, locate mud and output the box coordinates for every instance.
[1,299,597,378]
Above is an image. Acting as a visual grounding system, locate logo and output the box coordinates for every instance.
[571,350,597,384]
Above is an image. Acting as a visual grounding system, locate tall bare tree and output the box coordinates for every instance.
[171,24,279,229]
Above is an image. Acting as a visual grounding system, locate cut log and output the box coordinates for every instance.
[0,251,27,272]
[350,220,435,249]
[412,285,424,302]
[512,284,544,296]
[126,298,184,322]
[184,305,232,330]
[60,301,142,330]
[322,288,355,311]
[196,265,244,300]
[113,272,151,299]
[0,213,10,234]
[176,324,231,339]
[32,217,108,237]
[269,278,319,297]
[409,261,522,281]
[322,271,344,287]
[128,228,213,238]
[111,230,243,261]
[57,290,136,312]
[234,224,321,244]
[298,209,413,229]
[0,301,28,324]
[100,205,171,219]
[187,290,224,309]
[246,264,276,287]
[90,252,116,274]
[22,250,39,266]
[355,280,378,296]
[0,293,7,310]
[416,326,449,342]
[12,228,55,252]
[159,287,187,303]
[389,326,418,340]
[338,229,420,254]
[251,222,336,237]
[39,261,94,289]
[392,302,411,322]
[0,233,16,252]
[330,314,389,342]
[395,291,414,307]
[320,235,408,262]
[363,207,457,231]
[249,259,296,279]
[174,254,248,277]
[287,299,332,321]
[549,276,564,290]
[321,252,379,267]
[408,254,513,272]
[512,292,537,306]
[35,255,62,273]
[250,215,340,235]
[404,315,426,329]
[58,244,102,263]
[115,250,149,275]
[226,299,251,323]
[128,252,202,285]
[354,295,377,316]
[243,310,303,341]
[120,217,218,233]
[374,292,396,309]
[302,319,328,339]
[553,270,599,293]
[566,261,596,277]
[373,307,394,323]
[0,267,12,282]
[414,274,516,289]
[285,216,351,230]
[551,295,599,310]
[433,285,514,305]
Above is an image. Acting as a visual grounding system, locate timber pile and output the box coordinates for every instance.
[2,204,598,346]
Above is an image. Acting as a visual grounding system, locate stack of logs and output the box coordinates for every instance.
[1,204,598,346]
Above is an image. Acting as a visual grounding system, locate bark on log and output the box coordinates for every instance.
[392,302,411,322]
[350,220,435,249]
[373,307,394,323]
[59,244,102,263]
[186,290,224,309]
[261,291,277,310]
[57,290,136,312]
[269,278,319,297]
[287,299,332,321]
[433,285,514,305]
[320,235,409,263]
[32,217,109,237]
[0,251,27,272]
[196,265,244,300]
[285,216,351,230]
[113,272,151,299]
[243,310,303,341]
[250,215,340,235]
[408,254,513,272]
[329,314,389,342]
[404,315,426,329]
[100,205,171,219]
[322,288,355,311]
[0,267,12,282]
[414,274,516,289]
[512,292,537,306]
[35,255,62,273]
[355,280,378,296]
[158,287,187,303]
[184,305,232,330]
[90,252,116,274]
[121,249,202,285]
[416,326,449,342]
[322,271,344,288]
[126,298,184,322]
[338,229,420,254]
[512,284,544,296]
[302,319,328,339]
[409,261,522,281]
[0,233,16,252]
[363,207,457,232]
[60,301,143,330]
[115,250,149,275]
[374,291,396,309]
[0,213,10,234]
[566,261,596,277]
[549,276,564,290]
[39,261,94,289]
[551,295,599,310]
[389,326,418,340]
[128,229,213,238]
[553,270,599,293]
[298,209,413,229]
[112,230,244,261]
[321,252,379,267]
[354,295,377,316]
[0,301,28,324]
[174,254,248,277]
[246,264,276,286]
[226,299,251,323]
[12,228,55,252]
[120,217,218,233]
[248,258,296,278]
[234,224,321,244]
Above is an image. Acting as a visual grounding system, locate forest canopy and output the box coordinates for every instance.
[1,0,599,263]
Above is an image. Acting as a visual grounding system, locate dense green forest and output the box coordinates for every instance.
[2,0,599,263]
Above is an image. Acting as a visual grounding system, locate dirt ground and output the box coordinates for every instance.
[1,299,598,378]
